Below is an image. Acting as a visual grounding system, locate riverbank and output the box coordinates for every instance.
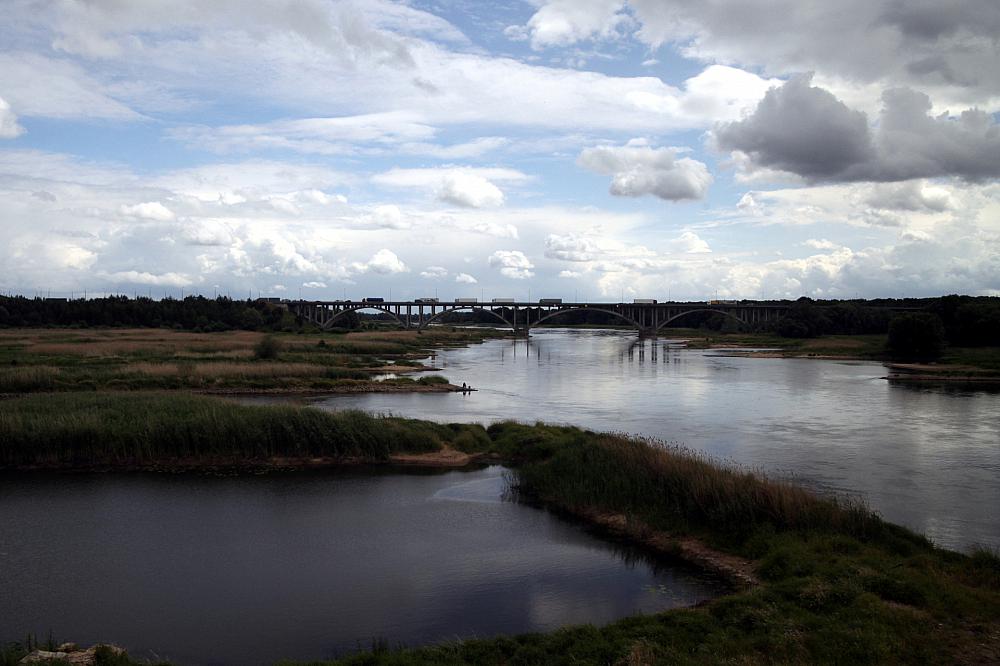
[672,329,1000,380]
[0,327,505,395]
[2,392,998,664]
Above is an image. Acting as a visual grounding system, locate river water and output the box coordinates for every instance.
[312,329,1000,553]
[0,466,724,665]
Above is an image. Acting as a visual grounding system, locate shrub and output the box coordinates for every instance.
[254,334,282,359]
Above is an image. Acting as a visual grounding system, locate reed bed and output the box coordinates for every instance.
[0,393,477,467]
[485,421,896,544]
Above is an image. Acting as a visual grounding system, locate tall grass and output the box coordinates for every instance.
[486,421,903,545]
[0,393,483,467]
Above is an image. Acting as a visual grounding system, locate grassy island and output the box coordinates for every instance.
[2,392,998,664]
[0,328,504,395]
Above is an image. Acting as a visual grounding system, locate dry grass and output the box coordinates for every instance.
[128,362,328,378]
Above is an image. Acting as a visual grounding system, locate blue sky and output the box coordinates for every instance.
[1,0,998,301]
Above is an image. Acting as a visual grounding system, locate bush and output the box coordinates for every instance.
[254,334,282,359]
[887,312,946,360]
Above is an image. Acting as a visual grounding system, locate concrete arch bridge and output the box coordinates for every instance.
[287,300,791,336]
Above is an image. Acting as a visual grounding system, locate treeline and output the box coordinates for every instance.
[0,295,304,332]
[1,294,997,347]
[746,296,998,348]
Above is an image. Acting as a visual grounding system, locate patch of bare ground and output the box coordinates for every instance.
[568,507,759,589]
[390,446,486,467]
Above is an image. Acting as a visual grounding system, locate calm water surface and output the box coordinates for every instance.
[311,329,1000,552]
[0,466,724,665]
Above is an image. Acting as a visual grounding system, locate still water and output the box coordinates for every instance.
[0,466,724,665]
[313,329,1000,552]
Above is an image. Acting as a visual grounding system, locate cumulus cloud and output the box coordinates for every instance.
[578,142,713,201]
[454,272,477,284]
[515,0,629,49]
[119,201,176,221]
[488,250,535,279]
[545,234,604,262]
[373,167,525,208]
[355,249,408,275]
[670,231,712,254]
[420,266,448,279]
[367,204,410,229]
[716,75,1000,183]
[0,98,25,138]
[438,172,505,208]
[302,281,327,288]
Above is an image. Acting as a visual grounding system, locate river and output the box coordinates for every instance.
[312,328,1000,553]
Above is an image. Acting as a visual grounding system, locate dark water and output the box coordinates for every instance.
[0,466,724,665]
[307,329,1000,552]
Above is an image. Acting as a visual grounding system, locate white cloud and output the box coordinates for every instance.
[367,204,409,229]
[578,142,713,201]
[119,201,176,222]
[519,0,629,49]
[0,53,140,120]
[559,270,583,278]
[303,281,327,288]
[488,250,535,279]
[420,266,448,279]
[355,248,408,275]
[670,231,712,254]
[0,98,25,139]
[373,167,525,208]
[98,270,193,287]
[454,272,477,284]
[804,239,839,250]
[438,172,505,208]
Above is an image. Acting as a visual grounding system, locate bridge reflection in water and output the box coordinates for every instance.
[287,300,790,336]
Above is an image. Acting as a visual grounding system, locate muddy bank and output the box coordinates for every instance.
[546,504,758,589]
[198,382,477,396]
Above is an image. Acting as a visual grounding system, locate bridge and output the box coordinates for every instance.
[287,300,792,336]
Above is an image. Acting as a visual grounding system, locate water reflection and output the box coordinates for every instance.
[306,329,1000,552]
[0,466,724,666]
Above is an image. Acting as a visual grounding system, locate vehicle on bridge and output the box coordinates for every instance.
[415,297,439,303]
[362,297,384,303]
[634,299,657,304]
[492,298,515,303]
[709,299,738,305]
[539,298,562,304]
[455,298,478,303]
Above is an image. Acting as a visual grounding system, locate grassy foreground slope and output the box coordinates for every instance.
[2,394,998,664]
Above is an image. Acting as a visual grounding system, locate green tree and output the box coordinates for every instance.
[887,312,946,360]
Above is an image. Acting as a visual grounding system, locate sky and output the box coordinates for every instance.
[1,0,998,302]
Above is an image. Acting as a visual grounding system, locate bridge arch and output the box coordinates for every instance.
[419,305,513,330]
[315,305,406,330]
[656,308,749,330]
[531,306,642,331]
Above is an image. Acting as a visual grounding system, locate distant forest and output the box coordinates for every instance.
[0,294,997,346]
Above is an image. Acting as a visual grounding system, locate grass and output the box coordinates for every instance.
[0,328,506,393]
[0,393,484,468]
[3,397,999,664]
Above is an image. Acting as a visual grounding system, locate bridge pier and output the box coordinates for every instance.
[638,327,658,338]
